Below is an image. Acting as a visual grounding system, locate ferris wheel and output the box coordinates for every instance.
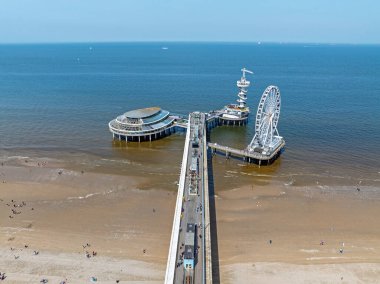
[248,86,281,152]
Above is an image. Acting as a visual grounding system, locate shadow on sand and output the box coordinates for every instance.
[207,146,221,283]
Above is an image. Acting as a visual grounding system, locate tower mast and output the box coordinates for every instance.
[236,68,253,109]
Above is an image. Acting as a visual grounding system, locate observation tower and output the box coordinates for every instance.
[220,68,253,125]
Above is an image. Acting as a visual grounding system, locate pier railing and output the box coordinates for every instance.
[164,115,191,284]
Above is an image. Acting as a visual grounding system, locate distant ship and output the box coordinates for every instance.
[220,68,253,125]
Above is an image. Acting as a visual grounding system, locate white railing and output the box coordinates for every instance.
[108,120,175,136]
[164,115,191,284]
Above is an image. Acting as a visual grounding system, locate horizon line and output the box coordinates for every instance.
[0,40,379,46]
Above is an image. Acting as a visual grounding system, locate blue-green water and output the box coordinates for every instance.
[0,43,379,186]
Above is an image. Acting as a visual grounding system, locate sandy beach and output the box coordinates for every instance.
[0,158,175,283]
[214,183,380,283]
[1,156,380,283]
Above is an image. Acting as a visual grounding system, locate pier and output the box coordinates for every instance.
[164,107,286,284]
[110,73,286,283]
[165,112,213,284]
[208,140,285,165]
[164,84,285,283]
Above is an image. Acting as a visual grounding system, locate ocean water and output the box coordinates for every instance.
[0,43,379,187]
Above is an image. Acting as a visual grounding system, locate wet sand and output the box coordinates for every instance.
[1,157,380,283]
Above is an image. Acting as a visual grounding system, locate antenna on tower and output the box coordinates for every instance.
[241,68,253,79]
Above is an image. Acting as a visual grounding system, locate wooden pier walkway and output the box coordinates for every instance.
[208,140,285,165]
[165,112,213,284]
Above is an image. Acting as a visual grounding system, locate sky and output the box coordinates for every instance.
[0,0,379,44]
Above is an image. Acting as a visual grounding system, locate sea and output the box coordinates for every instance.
[0,43,379,189]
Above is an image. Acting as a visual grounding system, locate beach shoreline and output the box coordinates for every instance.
[1,156,380,283]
